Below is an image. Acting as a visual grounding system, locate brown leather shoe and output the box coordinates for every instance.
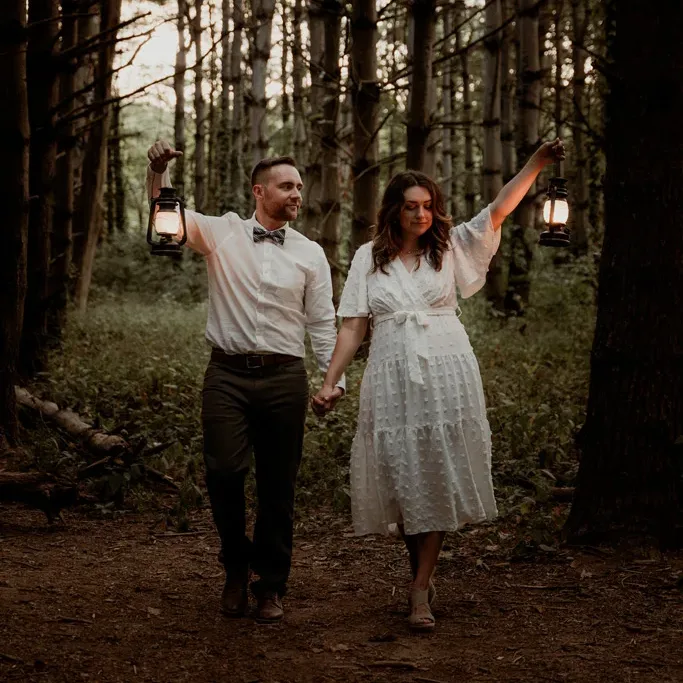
[255,591,284,624]
[220,581,248,617]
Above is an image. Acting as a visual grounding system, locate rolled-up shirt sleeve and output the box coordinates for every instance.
[146,165,220,256]
[305,245,345,392]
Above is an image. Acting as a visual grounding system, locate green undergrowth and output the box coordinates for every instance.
[25,246,597,533]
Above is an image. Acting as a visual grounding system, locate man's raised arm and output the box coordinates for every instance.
[145,139,216,255]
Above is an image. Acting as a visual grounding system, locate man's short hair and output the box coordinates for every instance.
[251,156,298,187]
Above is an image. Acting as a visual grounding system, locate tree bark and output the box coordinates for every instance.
[565,2,683,545]
[250,0,275,166]
[291,0,306,165]
[483,0,505,309]
[319,0,343,302]
[217,0,231,213]
[570,0,589,254]
[22,0,60,376]
[173,0,188,199]
[441,6,454,215]
[303,0,325,239]
[500,0,515,184]
[191,0,206,212]
[457,2,475,218]
[51,0,78,343]
[405,0,436,171]
[350,0,379,257]
[72,0,123,313]
[228,0,244,215]
[506,0,541,313]
[0,0,29,448]
[206,3,220,215]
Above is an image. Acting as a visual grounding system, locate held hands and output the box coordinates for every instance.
[311,384,344,416]
[147,139,183,174]
[534,138,566,168]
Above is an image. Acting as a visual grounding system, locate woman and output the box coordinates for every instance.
[313,140,565,632]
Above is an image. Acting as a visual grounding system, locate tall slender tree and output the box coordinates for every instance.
[500,0,515,183]
[319,0,343,301]
[22,0,60,374]
[217,0,231,213]
[173,0,188,199]
[483,0,505,309]
[350,0,380,256]
[406,0,436,171]
[250,0,275,165]
[506,0,541,312]
[291,0,306,164]
[457,4,475,218]
[72,0,123,313]
[303,0,325,238]
[441,6,455,215]
[52,0,78,339]
[191,0,206,212]
[0,0,29,446]
[228,0,244,214]
[565,1,683,544]
[570,0,589,253]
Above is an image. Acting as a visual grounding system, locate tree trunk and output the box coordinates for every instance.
[570,0,589,254]
[565,2,683,545]
[229,0,244,215]
[303,0,325,239]
[22,0,60,376]
[206,4,220,215]
[173,0,188,199]
[500,0,515,183]
[291,0,306,165]
[191,0,206,212]
[109,98,126,233]
[0,0,29,447]
[72,0,122,313]
[51,0,78,342]
[405,0,436,171]
[457,3,475,218]
[319,0,343,302]
[483,0,505,309]
[441,7,454,215]
[217,0,231,213]
[553,0,565,141]
[250,0,275,166]
[280,0,291,132]
[506,0,540,313]
[350,0,379,257]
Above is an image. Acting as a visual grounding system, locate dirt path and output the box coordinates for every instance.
[1,505,682,683]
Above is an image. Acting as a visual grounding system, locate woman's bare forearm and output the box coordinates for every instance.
[323,318,369,388]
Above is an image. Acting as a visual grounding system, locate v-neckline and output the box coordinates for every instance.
[397,255,419,276]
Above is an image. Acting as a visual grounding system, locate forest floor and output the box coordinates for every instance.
[1,503,682,683]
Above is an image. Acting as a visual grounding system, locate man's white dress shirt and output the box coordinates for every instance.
[147,167,344,390]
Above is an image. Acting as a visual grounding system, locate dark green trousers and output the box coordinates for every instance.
[201,353,309,597]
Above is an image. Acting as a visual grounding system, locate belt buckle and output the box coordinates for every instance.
[246,354,264,369]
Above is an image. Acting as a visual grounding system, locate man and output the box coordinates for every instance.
[146,140,344,623]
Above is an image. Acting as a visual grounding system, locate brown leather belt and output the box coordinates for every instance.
[211,348,301,370]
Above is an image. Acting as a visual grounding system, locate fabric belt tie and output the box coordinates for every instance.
[210,348,299,370]
[373,308,460,385]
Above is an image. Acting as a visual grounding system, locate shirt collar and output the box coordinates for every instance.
[248,212,289,232]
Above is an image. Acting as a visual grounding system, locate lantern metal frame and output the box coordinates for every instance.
[539,160,570,247]
[147,187,187,256]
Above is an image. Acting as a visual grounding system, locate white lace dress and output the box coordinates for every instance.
[337,206,500,536]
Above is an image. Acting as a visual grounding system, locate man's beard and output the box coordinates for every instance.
[269,203,299,222]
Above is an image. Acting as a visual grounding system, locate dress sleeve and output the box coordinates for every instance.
[449,204,501,299]
[337,243,371,318]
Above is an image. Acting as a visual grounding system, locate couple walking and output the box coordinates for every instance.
[146,137,565,632]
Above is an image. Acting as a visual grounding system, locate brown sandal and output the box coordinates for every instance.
[408,588,435,633]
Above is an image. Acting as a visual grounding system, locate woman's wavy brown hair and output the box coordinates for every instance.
[371,170,452,274]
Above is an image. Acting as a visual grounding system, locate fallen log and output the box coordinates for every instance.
[15,386,128,456]
[0,471,79,523]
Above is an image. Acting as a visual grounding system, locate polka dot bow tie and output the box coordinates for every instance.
[253,225,286,246]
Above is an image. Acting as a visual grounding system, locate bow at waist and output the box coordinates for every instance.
[372,307,461,385]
